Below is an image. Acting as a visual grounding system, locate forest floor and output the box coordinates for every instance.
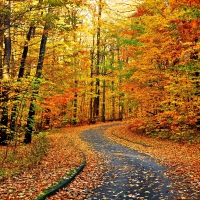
[0,122,200,199]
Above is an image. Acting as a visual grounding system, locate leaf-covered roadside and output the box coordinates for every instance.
[0,126,89,200]
[0,124,110,200]
[105,124,200,198]
[47,124,111,200]
[1,122,199,200]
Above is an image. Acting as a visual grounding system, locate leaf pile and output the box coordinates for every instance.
[105,124,200,198]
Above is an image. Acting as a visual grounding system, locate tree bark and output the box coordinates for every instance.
[93,0,102,119]
[72,80,78,125]
[111,80,115,121]
[0,1,11,145]
[89,35,95,124]
[10,25,35,136]
[101,78,106,122]
[24,14,50,144]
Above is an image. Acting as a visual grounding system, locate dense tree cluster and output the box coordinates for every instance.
[0,0,199,144]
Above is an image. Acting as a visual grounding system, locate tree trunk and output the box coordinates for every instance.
[89,35,95,124]
[101,45,106,122]
[190,50,200,130]
[0,1,11,145]
[24,15,50,144]
[101,78,106,122]
[117,43,124,121]
[72,80,78,125]
[18,25,35,79]
[93,0,102,119]
[10,25,35,137]
[0,89,9,145]
[71,18,78,125]
[110,48,115,121]
[111,80,115,121]
[119,97,124,121]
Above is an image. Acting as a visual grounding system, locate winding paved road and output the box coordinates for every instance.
[81,124,177,200]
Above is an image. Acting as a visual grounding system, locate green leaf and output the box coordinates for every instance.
[121,39,143,46]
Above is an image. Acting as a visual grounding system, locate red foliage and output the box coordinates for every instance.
[131,6,151,17]
[169,19,200,42]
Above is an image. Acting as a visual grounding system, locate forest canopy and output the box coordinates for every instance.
[0,0,199,144]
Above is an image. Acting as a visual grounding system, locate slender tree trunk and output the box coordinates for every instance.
[24,15,50,144]
[10,25,35,136]
[18,25,35,79]
[93,0,102,119]
[0,36,3,79]
[72,80,78,124]
[89,35,95,124]
[0,6,4,144]
[0,1,11,145]
[0,89,9,145]
[111,80,115,120]
[0,0,4,74]
[118,95,124,120]
[117,45,124,120]
[71,9,79,125]
[165,0,169,7]
[110,48,115,121]
[3,14,11,80]
[195,71,200,130]
[102,78,106,122]
[101,45,106,122]
[101,58,105,123]
[190,50,200,130]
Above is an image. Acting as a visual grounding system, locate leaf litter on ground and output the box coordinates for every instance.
[1,122,199,199]
[0,125,107,200]
[47,123,112,200]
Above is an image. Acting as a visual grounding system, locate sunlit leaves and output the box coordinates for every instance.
[131,6,150,17]
[121,38,143,46]
[119,0,200,139]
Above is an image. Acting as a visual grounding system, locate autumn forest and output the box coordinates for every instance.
[0,0,200,198]
[0,0,199,143]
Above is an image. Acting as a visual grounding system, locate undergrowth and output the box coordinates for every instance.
[0,132,49,179]
[127,118,200,144]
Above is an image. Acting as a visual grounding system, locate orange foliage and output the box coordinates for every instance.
[119,0,200,140]
[131,6,152,17]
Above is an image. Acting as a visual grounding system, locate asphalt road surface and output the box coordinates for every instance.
[81,124,177,200]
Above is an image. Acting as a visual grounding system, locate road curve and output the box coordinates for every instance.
[81,124,177,200]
